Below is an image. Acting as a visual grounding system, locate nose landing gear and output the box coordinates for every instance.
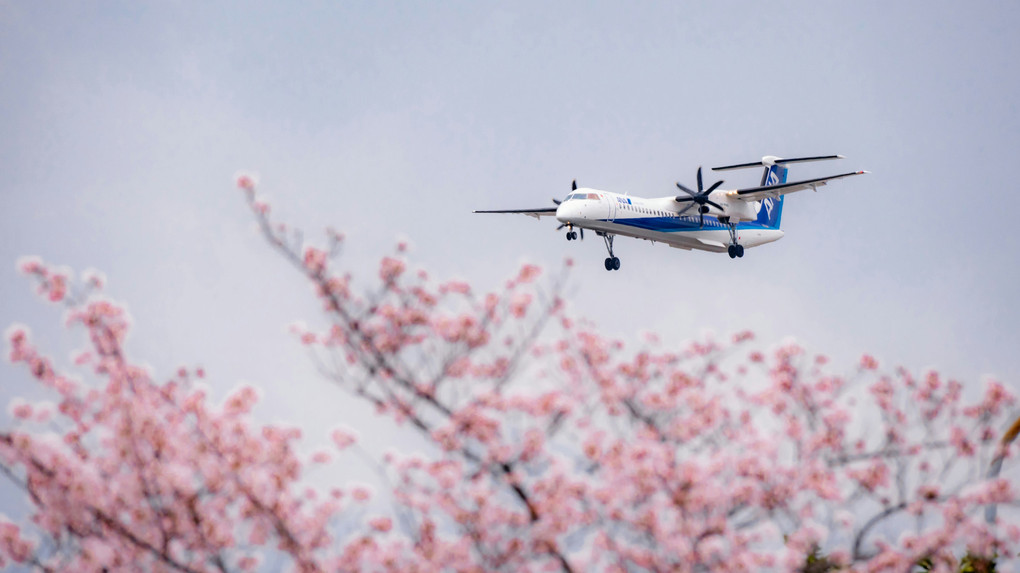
[561,224,582,241]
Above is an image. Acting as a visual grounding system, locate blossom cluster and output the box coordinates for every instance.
[0,176,1015,572]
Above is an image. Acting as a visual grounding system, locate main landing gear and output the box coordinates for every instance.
[722,217,744,259]
[600,232,621,271]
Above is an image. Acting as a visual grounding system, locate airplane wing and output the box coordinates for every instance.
[729,170,869,201]
[473,207,558,220]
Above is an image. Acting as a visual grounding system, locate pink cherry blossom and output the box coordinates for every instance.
[234,171,258,190]
[310,450,332,464]
[0,183,1016,572]
[303,246,328,275]
[330,427,357,450]
[9,401,32,421]
[368,516,393,533]
[378,256,405,284]
[509,292,533,318]
[517,263,541,284]
[860,353,879,370]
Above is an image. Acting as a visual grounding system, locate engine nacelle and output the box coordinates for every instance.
[710,194,758,222]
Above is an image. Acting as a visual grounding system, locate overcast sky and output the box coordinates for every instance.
[3,1,1020,514]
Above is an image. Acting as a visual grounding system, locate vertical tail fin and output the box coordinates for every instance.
[754,163,787,229]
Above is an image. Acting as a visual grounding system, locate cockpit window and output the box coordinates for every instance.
[563,192,600,201]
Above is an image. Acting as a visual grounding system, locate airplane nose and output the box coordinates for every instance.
[555,203,568,223]
[556,202,580,223]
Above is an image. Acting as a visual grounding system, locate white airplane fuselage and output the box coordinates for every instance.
[555,188,784,253]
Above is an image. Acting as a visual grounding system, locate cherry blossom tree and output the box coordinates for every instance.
[0,174,1017,572]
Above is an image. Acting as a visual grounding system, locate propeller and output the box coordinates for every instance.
[675,167,725,227]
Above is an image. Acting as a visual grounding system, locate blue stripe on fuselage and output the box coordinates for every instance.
[602,217,773,233]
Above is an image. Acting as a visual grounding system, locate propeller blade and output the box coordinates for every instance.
[704,180,724,194]
[676,182,696,197]
[699,211,705,227]
[572,180,577,191]
[677,203,695,216]
[675,196,695,203]
[705,200,725,211]
[552,198,562,205]
[556,223,566,230]
[696,166,704,193]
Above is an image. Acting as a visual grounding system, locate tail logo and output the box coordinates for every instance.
[761,197,775,219]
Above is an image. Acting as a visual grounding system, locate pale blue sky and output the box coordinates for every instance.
[2,2,1020,513]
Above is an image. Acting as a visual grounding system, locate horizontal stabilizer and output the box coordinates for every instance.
[713,154,845,171]
[730,170,869,201]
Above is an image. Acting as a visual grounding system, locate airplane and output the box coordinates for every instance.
[474,155,867,270]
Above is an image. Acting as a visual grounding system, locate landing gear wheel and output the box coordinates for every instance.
[728,245,737,259]
[605,258,613,271]
[736,245,744,258]
[612,257,621,270]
